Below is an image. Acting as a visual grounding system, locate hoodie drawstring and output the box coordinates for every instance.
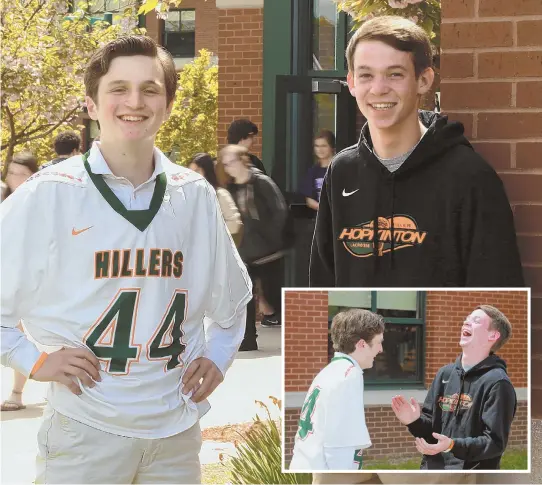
[390,175,396,269]
[372,178,381,274]
[455,372,465,416]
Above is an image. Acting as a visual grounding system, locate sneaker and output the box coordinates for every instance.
[261,314,281,328]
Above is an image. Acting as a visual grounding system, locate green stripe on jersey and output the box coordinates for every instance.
[83,152,166,232]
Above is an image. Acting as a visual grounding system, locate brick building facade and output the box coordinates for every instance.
[145,0,218,62]
[217,1,264,156]
[284,290,529,464]
[439,0,542,421]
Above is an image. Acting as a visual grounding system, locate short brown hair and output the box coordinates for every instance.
[315,129,336,150]
[331,309,385,354]
[346,16,432,78]
[477,305,512,353]
[84,35,177,106]
[218,145,252,167]
[54,131,81,156]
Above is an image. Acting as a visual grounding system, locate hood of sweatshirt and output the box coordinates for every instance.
[359,111,472,263]
[309,110,524,287]
[360,111,472,178]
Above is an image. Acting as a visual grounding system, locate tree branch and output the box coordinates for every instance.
[15,107,81,145]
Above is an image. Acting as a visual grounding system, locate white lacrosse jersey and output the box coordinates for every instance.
[289,353,372,471]
[0,144,252,438]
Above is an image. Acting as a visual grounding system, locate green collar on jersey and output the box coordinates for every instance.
[83,151,167,232]
[331,355,357,366]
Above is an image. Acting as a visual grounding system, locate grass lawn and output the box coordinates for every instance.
[364,448,528,470]
[202,462,231,484]
[202,449,528,483]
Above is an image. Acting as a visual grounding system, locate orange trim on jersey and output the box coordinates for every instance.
[96,316,118,346]
[146,289,189,373]
[29,352,48,378]
[83,287,142,375]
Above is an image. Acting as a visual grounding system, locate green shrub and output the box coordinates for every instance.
[222,397,312,485]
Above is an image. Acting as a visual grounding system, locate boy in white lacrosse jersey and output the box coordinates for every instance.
[290,309,384,474]
[0,36,251,484]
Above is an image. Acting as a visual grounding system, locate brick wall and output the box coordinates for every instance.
[145,0,218,55]
[284,290,528,464]
[284,291,329,393]
[425,291,528,388]
[285,402,528,464]
[217,8,263,156]
[440,0,542,417]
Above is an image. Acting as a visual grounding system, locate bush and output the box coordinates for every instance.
[155,49,218,166]
[223,397,312,485]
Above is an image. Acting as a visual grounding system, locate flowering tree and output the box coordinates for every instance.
[155,49,218,166]
[1,1,141,172]
[335,0,441,49]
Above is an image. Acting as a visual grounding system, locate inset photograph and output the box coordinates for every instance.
[283,289,530,476]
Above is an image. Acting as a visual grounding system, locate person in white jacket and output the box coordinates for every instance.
[0,35,251,484]
[290,309,384,478]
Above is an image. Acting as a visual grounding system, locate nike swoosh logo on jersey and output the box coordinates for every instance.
[442,379,450,384]
[72,226,93,236]
[342,189,359,197]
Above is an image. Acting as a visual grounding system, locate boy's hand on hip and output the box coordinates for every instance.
[182,357,223,402]
[31,348,102,395]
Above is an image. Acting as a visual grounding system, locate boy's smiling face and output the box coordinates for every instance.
[85,55,173,144]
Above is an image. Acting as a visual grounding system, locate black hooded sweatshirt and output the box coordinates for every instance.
[407,354,517,470]
[309,111,524,287]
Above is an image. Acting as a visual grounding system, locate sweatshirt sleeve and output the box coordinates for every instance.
[451,380,516,462]
[460,167,524,286]
[257,175,288,248]
[309,172,335,287]
[1,183,51,376]
[203,183,252,327]
[407,370,443,441]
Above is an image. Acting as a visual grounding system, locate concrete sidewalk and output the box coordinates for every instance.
[0,325,281,483]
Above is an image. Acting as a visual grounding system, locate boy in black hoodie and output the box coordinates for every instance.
[309,16,524,288]
[391,305,517,470]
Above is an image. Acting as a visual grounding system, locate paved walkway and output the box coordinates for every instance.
[0,326,281,483]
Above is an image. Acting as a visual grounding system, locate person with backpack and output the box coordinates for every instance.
[189,153,243,247]
[220,145,288,350]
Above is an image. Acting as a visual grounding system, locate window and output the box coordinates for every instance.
[328,291,425,387]
[312,0,338,71]
[84,1,135,26]
[163,9,196,58]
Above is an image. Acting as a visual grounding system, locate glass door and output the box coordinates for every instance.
[274,74,357,286]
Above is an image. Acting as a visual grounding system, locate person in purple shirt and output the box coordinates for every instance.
[299,130,336,213]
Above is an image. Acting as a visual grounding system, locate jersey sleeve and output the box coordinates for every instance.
[203,182,252,327]
[323,371,372,450]
[0,183,52,376]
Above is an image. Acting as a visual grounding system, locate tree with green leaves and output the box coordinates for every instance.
[155,49,218,165]
[1,1,141,173]
[335,0,441,49]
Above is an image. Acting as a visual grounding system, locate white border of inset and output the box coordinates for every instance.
[280,287,531,475]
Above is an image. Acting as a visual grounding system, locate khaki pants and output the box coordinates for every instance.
[36,405,201,484]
